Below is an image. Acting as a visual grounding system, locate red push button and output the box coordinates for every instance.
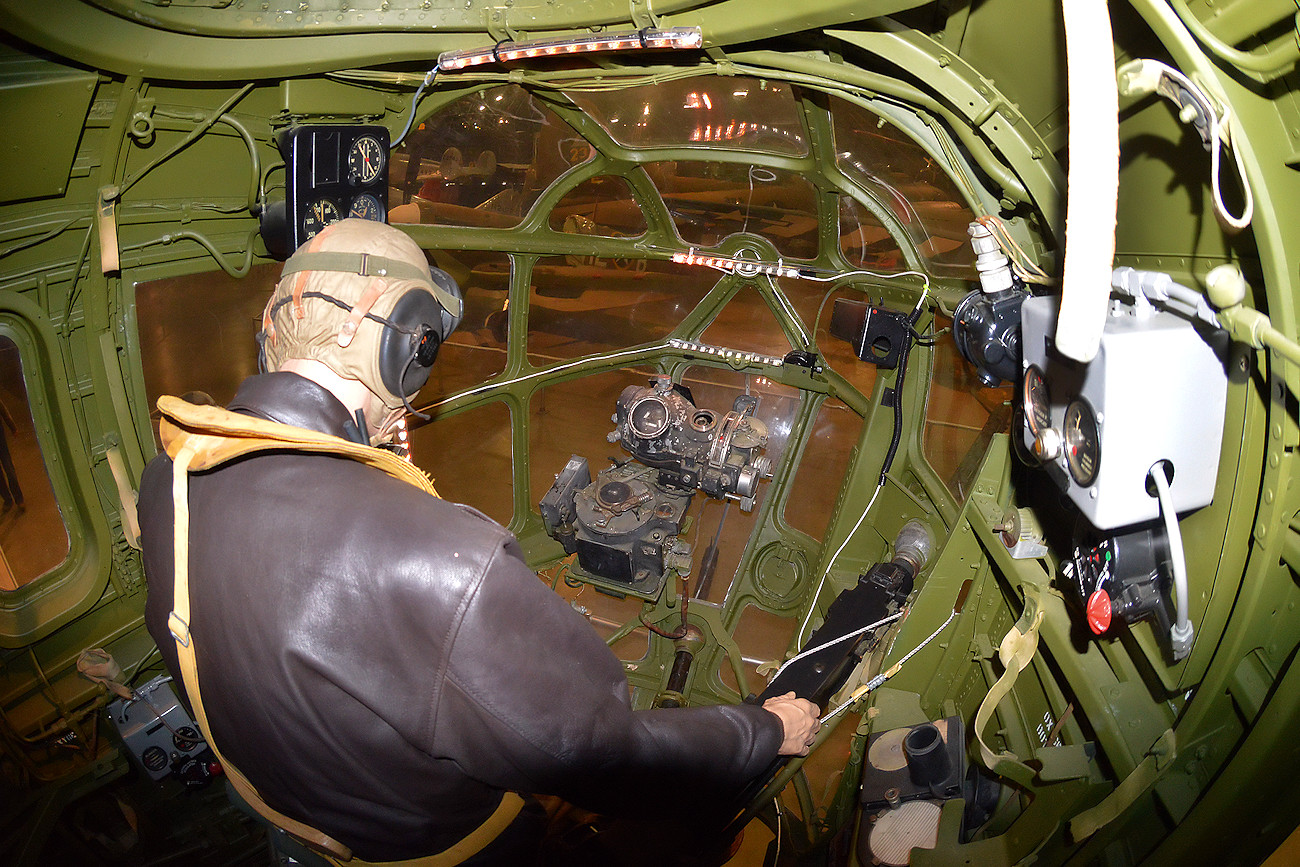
[1086,590,1112,635]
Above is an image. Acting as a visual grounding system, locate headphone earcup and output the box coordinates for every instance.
[378,289,447,400]
[428,266,463,336]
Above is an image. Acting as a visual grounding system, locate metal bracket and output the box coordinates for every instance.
[629,0,660,29]
[483,7,519,44]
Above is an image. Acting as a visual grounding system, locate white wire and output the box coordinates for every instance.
[1149,464,1193,648]
[799,268,931,297]
[820,606,956,723]
[796,482,883,646]
[791,279,928,647]
[1211,110,1254,230]
[1152,61,1252,231]
[424,340,674,411]
[767,610,905,685]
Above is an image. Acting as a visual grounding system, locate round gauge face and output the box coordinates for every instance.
[347,135,386,185]
[628,396,670,439]
[302,198,341,239]
[1022,365,1052,436]
[173,726,200,751]
[1063,398,1101,487]
[349,193,384,221]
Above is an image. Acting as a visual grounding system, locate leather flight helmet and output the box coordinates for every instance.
[259,218,463,414]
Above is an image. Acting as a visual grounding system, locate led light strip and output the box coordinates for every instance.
[438,27,703,71]
[668,338,785,368]
[671,249,803,279]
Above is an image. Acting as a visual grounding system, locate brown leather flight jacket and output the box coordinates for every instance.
[140,373,782,861]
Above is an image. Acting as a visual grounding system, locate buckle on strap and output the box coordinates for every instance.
[168,611,191,648]
[359,251,388,277]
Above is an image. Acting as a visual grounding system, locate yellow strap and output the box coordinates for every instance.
[1068,728,1176,841]
[324,794,526,867]
[973,582,1046,788]
[169,437,356,861]
[160,395,519,865]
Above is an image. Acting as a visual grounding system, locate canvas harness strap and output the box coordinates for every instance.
[971,579,1178,840]
[973,581,1047,789]
[157,395,522,866]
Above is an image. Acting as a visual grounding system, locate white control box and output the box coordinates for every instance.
[1021,295,1227,531]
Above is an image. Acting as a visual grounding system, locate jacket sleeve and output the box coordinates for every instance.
[430,535,783,817]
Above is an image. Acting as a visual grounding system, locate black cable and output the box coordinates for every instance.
[693,500,730,600]
[262,291,420,338]
[878,307,924,485]
[393,67,438,149]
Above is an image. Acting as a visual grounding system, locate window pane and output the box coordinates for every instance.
[779,276,881,402]
[783,397,864,541]
[923,314,1013,499]
[567,77,808,156]
[839,195,905,272]
[646,161,819,260]
[549,176,647,238]
[528,368,657,512]
[699,284,794,356]
[830,96,976,275]
[673,366,799,605]
[135,264,275,441]
[411,400,513,525]
[414,250,510,407]
[0,337,69,590]
[389,85,588,228]
[526,257,717,365]
[718,604,799,698]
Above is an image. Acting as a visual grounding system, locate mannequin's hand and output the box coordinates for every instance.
[763,692,821,756]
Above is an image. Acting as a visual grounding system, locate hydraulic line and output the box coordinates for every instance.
[116,84,255,200]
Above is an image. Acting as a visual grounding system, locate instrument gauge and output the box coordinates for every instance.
[1022,365,1052,436]
[302,198,341,239]
[628,396,670,439]
[347,135,386,185]
[1063,398,1101,487]
[349,193,384,221]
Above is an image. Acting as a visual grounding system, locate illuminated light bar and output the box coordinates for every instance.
[671,249,803,279]
[668,338,785,368]
[438,27,703,71]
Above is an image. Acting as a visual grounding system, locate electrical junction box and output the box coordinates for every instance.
[1020,294,1227,531]
[107,675,204,781]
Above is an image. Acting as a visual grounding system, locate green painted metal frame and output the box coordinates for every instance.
[0,0,1298,862]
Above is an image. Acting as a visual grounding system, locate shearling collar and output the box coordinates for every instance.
[226,372,354,439]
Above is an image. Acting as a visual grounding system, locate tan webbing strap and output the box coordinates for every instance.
[161,396,523,865]
[1068,728,1176,842]
[973,581,1046,788]
[169,436,355,861]
[323,793,526,867]
[338,278,387,348]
